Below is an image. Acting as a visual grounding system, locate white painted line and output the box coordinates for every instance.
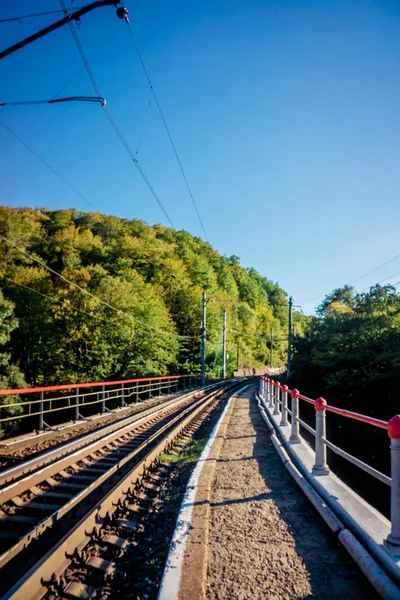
[158,383,251,600]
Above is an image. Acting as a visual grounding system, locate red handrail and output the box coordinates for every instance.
[0,374,198,397]
[259,375,388,430]
[323,404,388,430]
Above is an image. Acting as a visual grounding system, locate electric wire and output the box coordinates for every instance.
[0,7,86,24]
[0,235,200,340]
[59,0,175,228]
[51,31,118,100]
[0,120,99,211]
[1,275,96,318]
[303,251,400,306]
[125,21,209,242]
[349,252,400,285]
[361,269,400,291]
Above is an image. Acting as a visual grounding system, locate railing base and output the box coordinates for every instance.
[312,465,330,475]
[384,538,400,556]
[289,435,301,444]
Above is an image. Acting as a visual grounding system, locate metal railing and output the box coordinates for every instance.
[0,375,202,434]
[259,376,400,554]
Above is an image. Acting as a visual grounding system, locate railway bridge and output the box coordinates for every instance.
[0,374,398,599]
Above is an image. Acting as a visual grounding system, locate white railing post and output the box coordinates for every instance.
[39,391,44,431]
[273,382,280,416]
[289,388,301,443]
[269,381,275,409]
[313,397,329,474]
[260,376,264,398]
[280,385,289,426]
[386,416,400,550]
[121,383,126,407]
[74,387,79,421]
[101,385,105,413]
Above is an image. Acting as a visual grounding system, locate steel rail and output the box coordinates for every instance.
[0,381,226,489]
[0,389,209,572]
[0,380,241,600]
[0,380,236,578]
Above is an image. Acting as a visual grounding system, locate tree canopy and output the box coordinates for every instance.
[0,207,290,389]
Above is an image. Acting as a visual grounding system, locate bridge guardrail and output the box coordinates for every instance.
[259,376,400,554]
[0,375,203,434]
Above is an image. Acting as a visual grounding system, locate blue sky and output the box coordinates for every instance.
[1,0,400,314]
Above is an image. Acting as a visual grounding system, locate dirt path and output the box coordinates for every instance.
[207,386,377,600]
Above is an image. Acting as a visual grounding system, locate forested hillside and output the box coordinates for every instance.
[0,207,292,391]
[291,284,400,420]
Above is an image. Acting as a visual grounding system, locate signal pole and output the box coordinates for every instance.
[222,309,227,379]
[270,329,273,369]
[201,291,207,385]
[287,297,293,379]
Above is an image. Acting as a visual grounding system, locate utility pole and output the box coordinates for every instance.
[222,309,227,379]
[201,291,207,385]
[270,329,274,369]
[287,297,293,379]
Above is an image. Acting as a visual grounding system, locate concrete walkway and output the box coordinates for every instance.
[206,386,376,599]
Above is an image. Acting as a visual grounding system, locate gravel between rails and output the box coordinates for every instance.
[207,386,378,600]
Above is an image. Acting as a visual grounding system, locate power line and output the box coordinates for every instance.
[1,275,95,318]
[361,269,400,291]
[59,0,175,228]
[0,234,199,340]
[303,251,400,306]
[0,120,99,211]
[125,21,209,242]
[349,252,400,285]
[0,7,86,24]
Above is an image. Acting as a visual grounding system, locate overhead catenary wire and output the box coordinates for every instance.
[1,275,96,318]
[0,119,99,211]
[125,20,209,242]
[0,234,200,340]
[58,0,175,229]
[360,268,400,292]
[0,7,86,24]
[303,251,400,306]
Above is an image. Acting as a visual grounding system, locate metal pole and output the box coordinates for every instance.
[386,416,400,549]
[74,388,79,421]
[313,398,329,473]
[222,309,227,379]
[121,383,125,406]
[287,297,293,379]
[39,391,44,431]
[270,329,273,369]
[201,291,207,386]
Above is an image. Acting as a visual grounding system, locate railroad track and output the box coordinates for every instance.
[0,379,243,600]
